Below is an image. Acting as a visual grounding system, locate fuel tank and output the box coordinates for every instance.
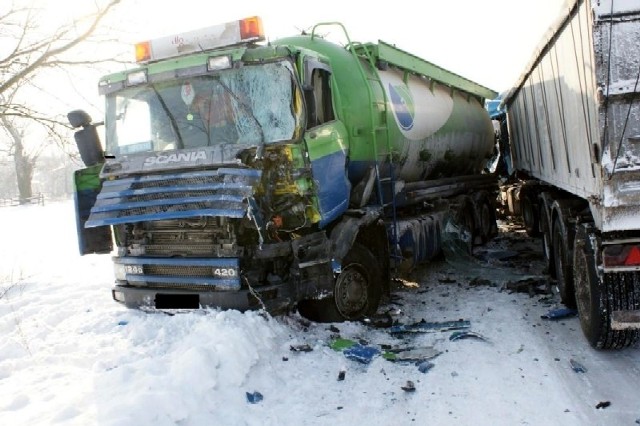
[275,35,496,184]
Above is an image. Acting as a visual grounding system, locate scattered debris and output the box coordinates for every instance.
[401,380,416,392]
[438,277,457,284]
[117,320,128,326]
[449,330,490,343]
[330,338,356,352]
[362,312,394,328]
[328,325,340,333]
[337,370,346,381]
[417,361,435,374]
[503,278,549,296]
[389,319,471,334]
[290,344,313,352]
[469,277,495,287]
[386,347,442,362]
[595,401,611,410]
[476,249,520,262]
[282,357,289,362]
[246,391,263,404]
[330,338,381,364]
[570,359,587,373]
[541,307,578,320]
[343,344,380,364]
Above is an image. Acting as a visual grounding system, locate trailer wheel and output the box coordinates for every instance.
[574,227,639,349]
[298,244,382,322]
[539,204,555,278]
[552,217,576,308]
[521,195,540,237]
[477,197,497,244]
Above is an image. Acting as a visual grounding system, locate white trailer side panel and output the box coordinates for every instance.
[505,0,640,232]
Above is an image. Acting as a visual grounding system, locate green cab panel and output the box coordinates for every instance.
[304,121,351,228]
[73,164,113,255]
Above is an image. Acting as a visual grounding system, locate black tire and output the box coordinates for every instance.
[454,199,475,250]
[539,205,555,278]
[574,226,639,349]
[521,195,540,237]
[477,197,497,244]
[552,217,576,308]
[298,244,382,322]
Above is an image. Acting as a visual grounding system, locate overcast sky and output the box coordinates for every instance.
[114,0,566,93]
[34,0,567,119]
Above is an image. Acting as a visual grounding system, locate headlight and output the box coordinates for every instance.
[114,263,127,280]
[114,263,144,280]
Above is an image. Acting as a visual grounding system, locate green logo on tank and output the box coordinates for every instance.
[388,83,415,131]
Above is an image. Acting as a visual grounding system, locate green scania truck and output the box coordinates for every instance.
[71,17,498,319]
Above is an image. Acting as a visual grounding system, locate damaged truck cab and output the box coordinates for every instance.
[72,17,498,319]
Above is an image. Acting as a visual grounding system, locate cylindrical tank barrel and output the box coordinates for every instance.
[276,36,495,184]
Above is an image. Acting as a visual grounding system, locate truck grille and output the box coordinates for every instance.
[85,168,261,227]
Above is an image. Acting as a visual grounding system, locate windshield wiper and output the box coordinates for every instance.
[151,85,185,149]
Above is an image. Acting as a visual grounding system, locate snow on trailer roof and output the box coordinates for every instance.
[502,0,640,107]
[501,0,579,107]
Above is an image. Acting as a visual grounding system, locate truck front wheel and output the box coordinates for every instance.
[333,244,383,320]
[297,244,382,322]
[574,227,639,349]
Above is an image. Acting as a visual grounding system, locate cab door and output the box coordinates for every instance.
[302,57,350,228]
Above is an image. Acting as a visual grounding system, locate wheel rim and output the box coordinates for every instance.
[334,263,369,318]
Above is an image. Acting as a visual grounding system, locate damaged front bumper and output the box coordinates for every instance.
[111,282,289,312]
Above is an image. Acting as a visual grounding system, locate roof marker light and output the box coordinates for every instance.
[135,41,152,63]
[239,16,264,41]
[134,17,266,63]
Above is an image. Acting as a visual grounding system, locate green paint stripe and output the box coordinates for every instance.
[74,164,103,191]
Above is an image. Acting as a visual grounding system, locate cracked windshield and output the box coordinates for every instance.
[104,60,301,156]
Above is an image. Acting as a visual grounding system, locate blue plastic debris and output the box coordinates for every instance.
[117,320,128,326]
[541,308,577,320]
[389,320,471,334]
[417,361,435,373]
[246,391,263,404]
[343,344,380,364]
[569,359,587,373]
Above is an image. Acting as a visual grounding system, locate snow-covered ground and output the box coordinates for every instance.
[1,200,639,426]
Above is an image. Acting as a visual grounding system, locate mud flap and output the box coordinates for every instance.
[74,164,112,255]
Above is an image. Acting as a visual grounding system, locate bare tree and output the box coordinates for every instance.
[0,0,122,203]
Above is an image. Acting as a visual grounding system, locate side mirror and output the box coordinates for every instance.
[68,109,104,167]
[67,110,93,128]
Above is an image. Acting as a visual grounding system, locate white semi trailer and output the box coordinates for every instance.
[501,0,640,348]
